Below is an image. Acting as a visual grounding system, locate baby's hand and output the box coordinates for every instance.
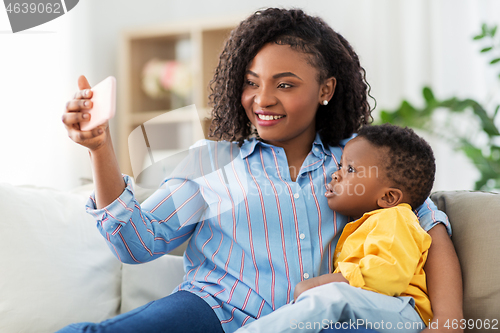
[293,279,319,301]
[293,273,349,301]
[62,75,109,151]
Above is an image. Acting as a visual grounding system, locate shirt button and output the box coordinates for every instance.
[314,148,319,152]
[294,193,300,199]
[336,253,341,257]
[299,233,305,240]
[303,273,310,279]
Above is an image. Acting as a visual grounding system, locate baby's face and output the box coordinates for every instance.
[325,137,390,219]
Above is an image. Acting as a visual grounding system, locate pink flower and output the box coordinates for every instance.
[160,61,178,90]
[142,59,192,99]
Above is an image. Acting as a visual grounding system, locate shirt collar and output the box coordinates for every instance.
[311,133,328,158]
[361,203,413,219]
[239,137,260,159]
[239,133,329,160]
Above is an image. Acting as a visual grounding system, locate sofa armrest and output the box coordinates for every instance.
[0,183,122,333]
[431,191,500,331]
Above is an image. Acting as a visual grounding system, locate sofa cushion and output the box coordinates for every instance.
[431,191,500,331]
[0,183,122,333]
[120,254,185,314]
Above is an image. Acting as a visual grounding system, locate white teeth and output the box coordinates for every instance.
[257,114,285,120]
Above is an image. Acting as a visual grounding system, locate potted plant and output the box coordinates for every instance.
[378,24,500,191]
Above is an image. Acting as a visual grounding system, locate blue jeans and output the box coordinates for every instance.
[56,290,379,333]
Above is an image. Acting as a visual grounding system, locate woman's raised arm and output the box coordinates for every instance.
[87,132,125,209]
[62,75,125,208]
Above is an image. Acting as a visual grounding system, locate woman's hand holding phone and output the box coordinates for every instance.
[62,75,125,208]
[62,75,111,152]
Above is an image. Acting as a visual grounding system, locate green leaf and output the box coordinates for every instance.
[491,25,498,37]
[379,111,392,124]
[475,177,489,191]
[471,103,500,136]
[459,141,500,190]
[422,87,435,104]
[491,58,500,65]
[482,23,488,35]
[399,100,417,118]
[481,47,493,53]
[440,98,471,112]
[439,98,457,109]
[494,105,500,119]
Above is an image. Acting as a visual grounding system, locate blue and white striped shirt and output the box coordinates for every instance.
[86,133,450,333]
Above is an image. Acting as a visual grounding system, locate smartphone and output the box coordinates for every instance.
[80,76,116,131]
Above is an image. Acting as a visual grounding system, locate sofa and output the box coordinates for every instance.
[0,181,498,333]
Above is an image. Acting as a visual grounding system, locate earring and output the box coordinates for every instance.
[322,100,328,106]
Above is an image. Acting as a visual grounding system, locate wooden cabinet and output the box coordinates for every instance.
[117,18,239,177]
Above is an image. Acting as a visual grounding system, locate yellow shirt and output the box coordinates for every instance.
[333,204,432,324]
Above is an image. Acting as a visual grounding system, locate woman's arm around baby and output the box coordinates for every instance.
[422,224,464,333]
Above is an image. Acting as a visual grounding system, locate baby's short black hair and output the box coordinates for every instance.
[357,124,435,209]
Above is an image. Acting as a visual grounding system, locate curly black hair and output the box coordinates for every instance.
[357,124,436,209]
[208,7,373,147]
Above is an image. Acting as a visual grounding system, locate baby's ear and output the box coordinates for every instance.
[377,188,403,208]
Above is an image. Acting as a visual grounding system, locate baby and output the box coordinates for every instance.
[236,123,435,333]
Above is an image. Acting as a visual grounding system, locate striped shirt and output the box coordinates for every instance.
[86,133,450,333]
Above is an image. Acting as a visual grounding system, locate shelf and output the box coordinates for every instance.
[129,107,211,124]
[118,19,237,176]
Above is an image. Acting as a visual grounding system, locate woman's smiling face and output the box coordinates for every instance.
[241,42,328,149]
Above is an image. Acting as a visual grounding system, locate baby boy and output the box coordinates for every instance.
[236,124,436,333]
